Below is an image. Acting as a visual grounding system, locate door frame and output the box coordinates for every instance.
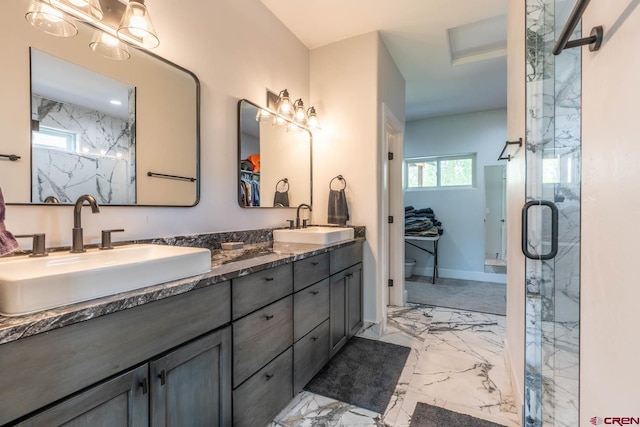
[380,103,405,313]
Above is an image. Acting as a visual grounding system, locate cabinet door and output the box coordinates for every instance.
[150,327,232,427]
[329,271,348,356]
[347,263,363,337]
[17,365,148,427]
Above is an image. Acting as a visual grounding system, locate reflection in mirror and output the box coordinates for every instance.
[238,99,312,208]
[31,49,136,204]
[484,165,507,274]
[0,0,199,206]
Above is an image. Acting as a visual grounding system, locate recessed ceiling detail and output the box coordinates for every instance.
[260,0,508,121]
[448,15,507,66]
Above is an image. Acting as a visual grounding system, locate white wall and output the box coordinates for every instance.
[404,109,507,282]
[310,32,405,326]
[581,2,640,423]
[4,0,310,247]
[505,0,526,415]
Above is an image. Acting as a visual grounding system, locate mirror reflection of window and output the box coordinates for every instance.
[32,126,78,152]
[30,49,136,205]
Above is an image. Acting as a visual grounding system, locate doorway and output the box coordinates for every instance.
[381,104,405,311]
[484,165,507,274]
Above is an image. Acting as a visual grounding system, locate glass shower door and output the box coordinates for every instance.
[524,1,581,426]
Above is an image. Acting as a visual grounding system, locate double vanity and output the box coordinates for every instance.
[0,227,363,427]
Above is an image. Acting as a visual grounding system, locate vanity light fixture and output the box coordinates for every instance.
[25,0,78,37]
[25,0,161,57]
[267,89,320,131]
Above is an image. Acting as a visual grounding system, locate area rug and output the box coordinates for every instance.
[410,402,507,427]
[304,337,411,413]
[406,277,506,316]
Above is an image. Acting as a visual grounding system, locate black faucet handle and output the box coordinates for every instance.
[287,220,295,230]
[100,229,125,250]
[302,219,309,228]
[15,233,48,257]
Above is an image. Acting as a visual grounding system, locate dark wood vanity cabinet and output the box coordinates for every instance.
[16,328,232,427]
[2,240,363,427]
[1,283,232,427]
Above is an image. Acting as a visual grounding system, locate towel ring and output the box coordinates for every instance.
[329,175,347,190]
[275,178,289,192]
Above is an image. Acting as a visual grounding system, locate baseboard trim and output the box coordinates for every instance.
[413,267,507,284]
[504,338,523,423]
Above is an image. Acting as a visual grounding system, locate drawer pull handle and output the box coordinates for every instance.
[310,291,320,295]
[264,314,274,320]
[311,336,318,342]
[311,262,319,266]
[140,378,149,395]
[264,277,274,282]
[265,373,274,381]
[346,273,353,278]
[158,369,166,386]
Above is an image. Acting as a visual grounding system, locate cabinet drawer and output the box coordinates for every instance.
[232,264,293,320]
[293,278,329,341]
[233,348,293,427]
[330,242,363,274]
[293,253,330,291]
[293,319,330,393]
[233,296,293,387]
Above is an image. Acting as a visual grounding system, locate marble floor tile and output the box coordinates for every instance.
[274,305,519,427]
[272,392,383,427]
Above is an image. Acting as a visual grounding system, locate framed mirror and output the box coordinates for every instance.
[0,0,200,206]
[238,99,312,208]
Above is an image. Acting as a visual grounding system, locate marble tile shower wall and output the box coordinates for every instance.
[525,1,581,426]
[31,94,135,204]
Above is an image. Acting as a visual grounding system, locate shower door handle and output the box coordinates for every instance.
[522,200,559,260]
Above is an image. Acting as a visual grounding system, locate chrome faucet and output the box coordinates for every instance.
[296,203,312,229]
[71,195,100,253]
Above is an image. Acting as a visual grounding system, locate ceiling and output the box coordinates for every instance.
[31,49,132,120]
[260,0,508,121]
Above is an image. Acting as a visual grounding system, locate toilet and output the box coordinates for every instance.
[404,259,416,278]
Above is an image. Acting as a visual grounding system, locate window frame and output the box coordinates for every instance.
[404,153,477,190]
[32,126,78,153]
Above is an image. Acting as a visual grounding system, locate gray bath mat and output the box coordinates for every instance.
[304,337,410,413]
[410,402,507,427]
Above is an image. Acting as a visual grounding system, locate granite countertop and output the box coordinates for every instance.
[0,238,364,346]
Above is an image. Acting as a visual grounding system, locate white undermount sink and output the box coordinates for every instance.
[273,226,354,245]
[0,244,211,317]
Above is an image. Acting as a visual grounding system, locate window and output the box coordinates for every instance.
[405,154,476,189]
[32,126,77,152]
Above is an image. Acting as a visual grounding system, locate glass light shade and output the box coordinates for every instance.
[277,89,293,117]
[25,0,78,37]
[294,99,307,124]
[307,106,319,128]
[49,0,103,23]
[89,31,131,61]
[117,0,160,49]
